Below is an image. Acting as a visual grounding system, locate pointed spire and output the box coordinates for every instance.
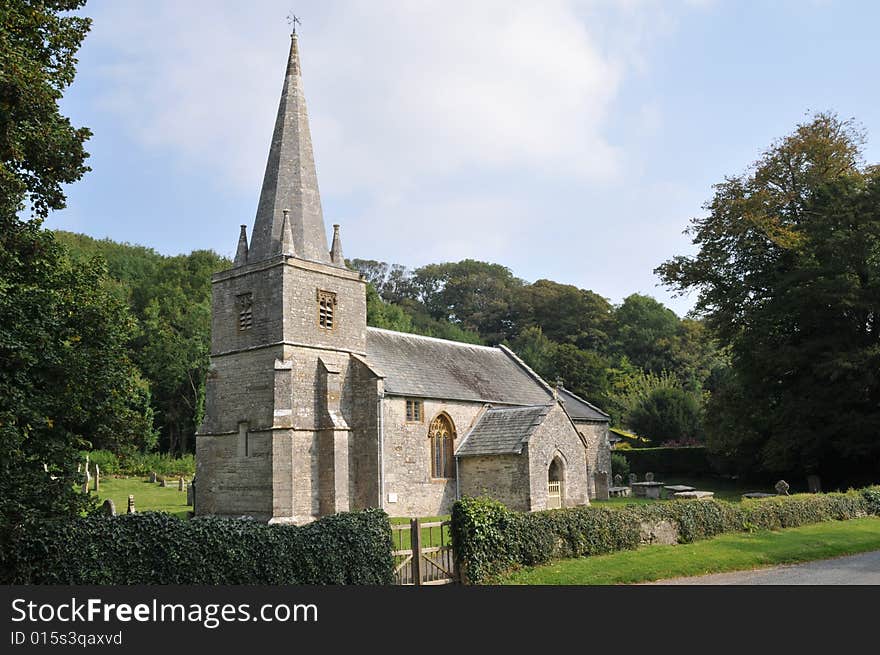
[329,224,345,266]
[248,33,330,263]
[280,209,295,255]
[234,225,249,266]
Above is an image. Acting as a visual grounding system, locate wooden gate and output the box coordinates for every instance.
[391,518,457,585]
[547,480,562,509]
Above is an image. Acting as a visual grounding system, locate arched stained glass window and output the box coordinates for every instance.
[429,414,455,479]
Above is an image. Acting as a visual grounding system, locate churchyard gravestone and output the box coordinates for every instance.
[186,483,193,506]
[101,499,115,516]
[614,473,623,486]
[645,472,654,482]
[159,477,167,488]
[807,475,822,493]
[674,490,714,499]
[93,464,100,492]
[775,480,790,496]
[148,471,157,483]
[127,495,135,514]
[178,477,185,491]
[82,468,91,494]
[629,473,638,485]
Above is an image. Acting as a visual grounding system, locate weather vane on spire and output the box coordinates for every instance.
[287,13,301,36]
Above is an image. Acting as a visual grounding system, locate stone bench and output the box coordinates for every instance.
[673,490,714,500]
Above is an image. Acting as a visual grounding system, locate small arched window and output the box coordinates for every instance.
[429,414,455,479]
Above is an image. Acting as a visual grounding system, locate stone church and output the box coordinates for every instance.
[195,34,612,523]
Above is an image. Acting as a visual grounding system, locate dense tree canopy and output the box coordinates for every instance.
[58,232,230,456]
[1,223,156,527]
[0,3,159,529]
[350,257,721,434]
[658,113,880,477]
[0,0,91,221]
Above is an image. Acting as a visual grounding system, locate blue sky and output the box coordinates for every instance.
[48,0,880,317]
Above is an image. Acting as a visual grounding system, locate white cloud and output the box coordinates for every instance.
[81,0,689,195]
[72,0,706,317]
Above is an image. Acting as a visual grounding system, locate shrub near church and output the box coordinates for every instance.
[2,510,393,585]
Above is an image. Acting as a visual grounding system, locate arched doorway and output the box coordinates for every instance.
[548,456,565,509]
[429,414,456,479]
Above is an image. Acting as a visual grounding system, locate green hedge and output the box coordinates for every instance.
[2,509,393,585]
[451,488,880,583]
[622,446,710,476]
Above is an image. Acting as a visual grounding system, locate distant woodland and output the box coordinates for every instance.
[53,231,723,457]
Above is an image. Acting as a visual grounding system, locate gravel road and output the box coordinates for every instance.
[647,550,880,584]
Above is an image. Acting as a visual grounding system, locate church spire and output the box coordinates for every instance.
[248,33,330,263]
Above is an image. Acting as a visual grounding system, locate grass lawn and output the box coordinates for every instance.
[497,516,880,585]
[91,476,190,519]
[389,515,451,548]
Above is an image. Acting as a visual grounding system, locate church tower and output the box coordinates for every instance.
[196,33,367,522]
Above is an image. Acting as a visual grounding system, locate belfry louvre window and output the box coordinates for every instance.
[317,290,336,329]
[429,414,455,479]
[237,293,253,331]
[405,399,423,423]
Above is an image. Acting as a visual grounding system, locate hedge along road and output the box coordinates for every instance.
[497,517,880,585]
[646,549,880,585]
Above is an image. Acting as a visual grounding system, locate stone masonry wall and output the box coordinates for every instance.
[575,421,612,500]
[282,259,366,355]
[458,455,531,512]
[381,397,486,517]
[195,429,273,519]
[348,358,381,510]
[211,260,285,355]
[527,403,590,510]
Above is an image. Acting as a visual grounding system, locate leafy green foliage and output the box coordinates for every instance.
[57,232,229,455]
[2,509,394,584]
[515,279,614,351]
[621,447,710,476]
[84,450,195,477]
[0,3,160,533]
[626,387,703,444]
[0,1,91,221]
[658,113,880,478]
[0,224,156,531]
[606,370,704,442]
[452,490,877,583]
[610,452,630,481]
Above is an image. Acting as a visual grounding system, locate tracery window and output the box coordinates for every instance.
[429,414,455,479]
[317,289,336,329]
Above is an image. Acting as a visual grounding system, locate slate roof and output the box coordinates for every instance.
[455,405,553,457]
[365,328,553,405]
[557,387,610,422]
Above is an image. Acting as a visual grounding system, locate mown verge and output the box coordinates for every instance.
[451,487,880,584]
